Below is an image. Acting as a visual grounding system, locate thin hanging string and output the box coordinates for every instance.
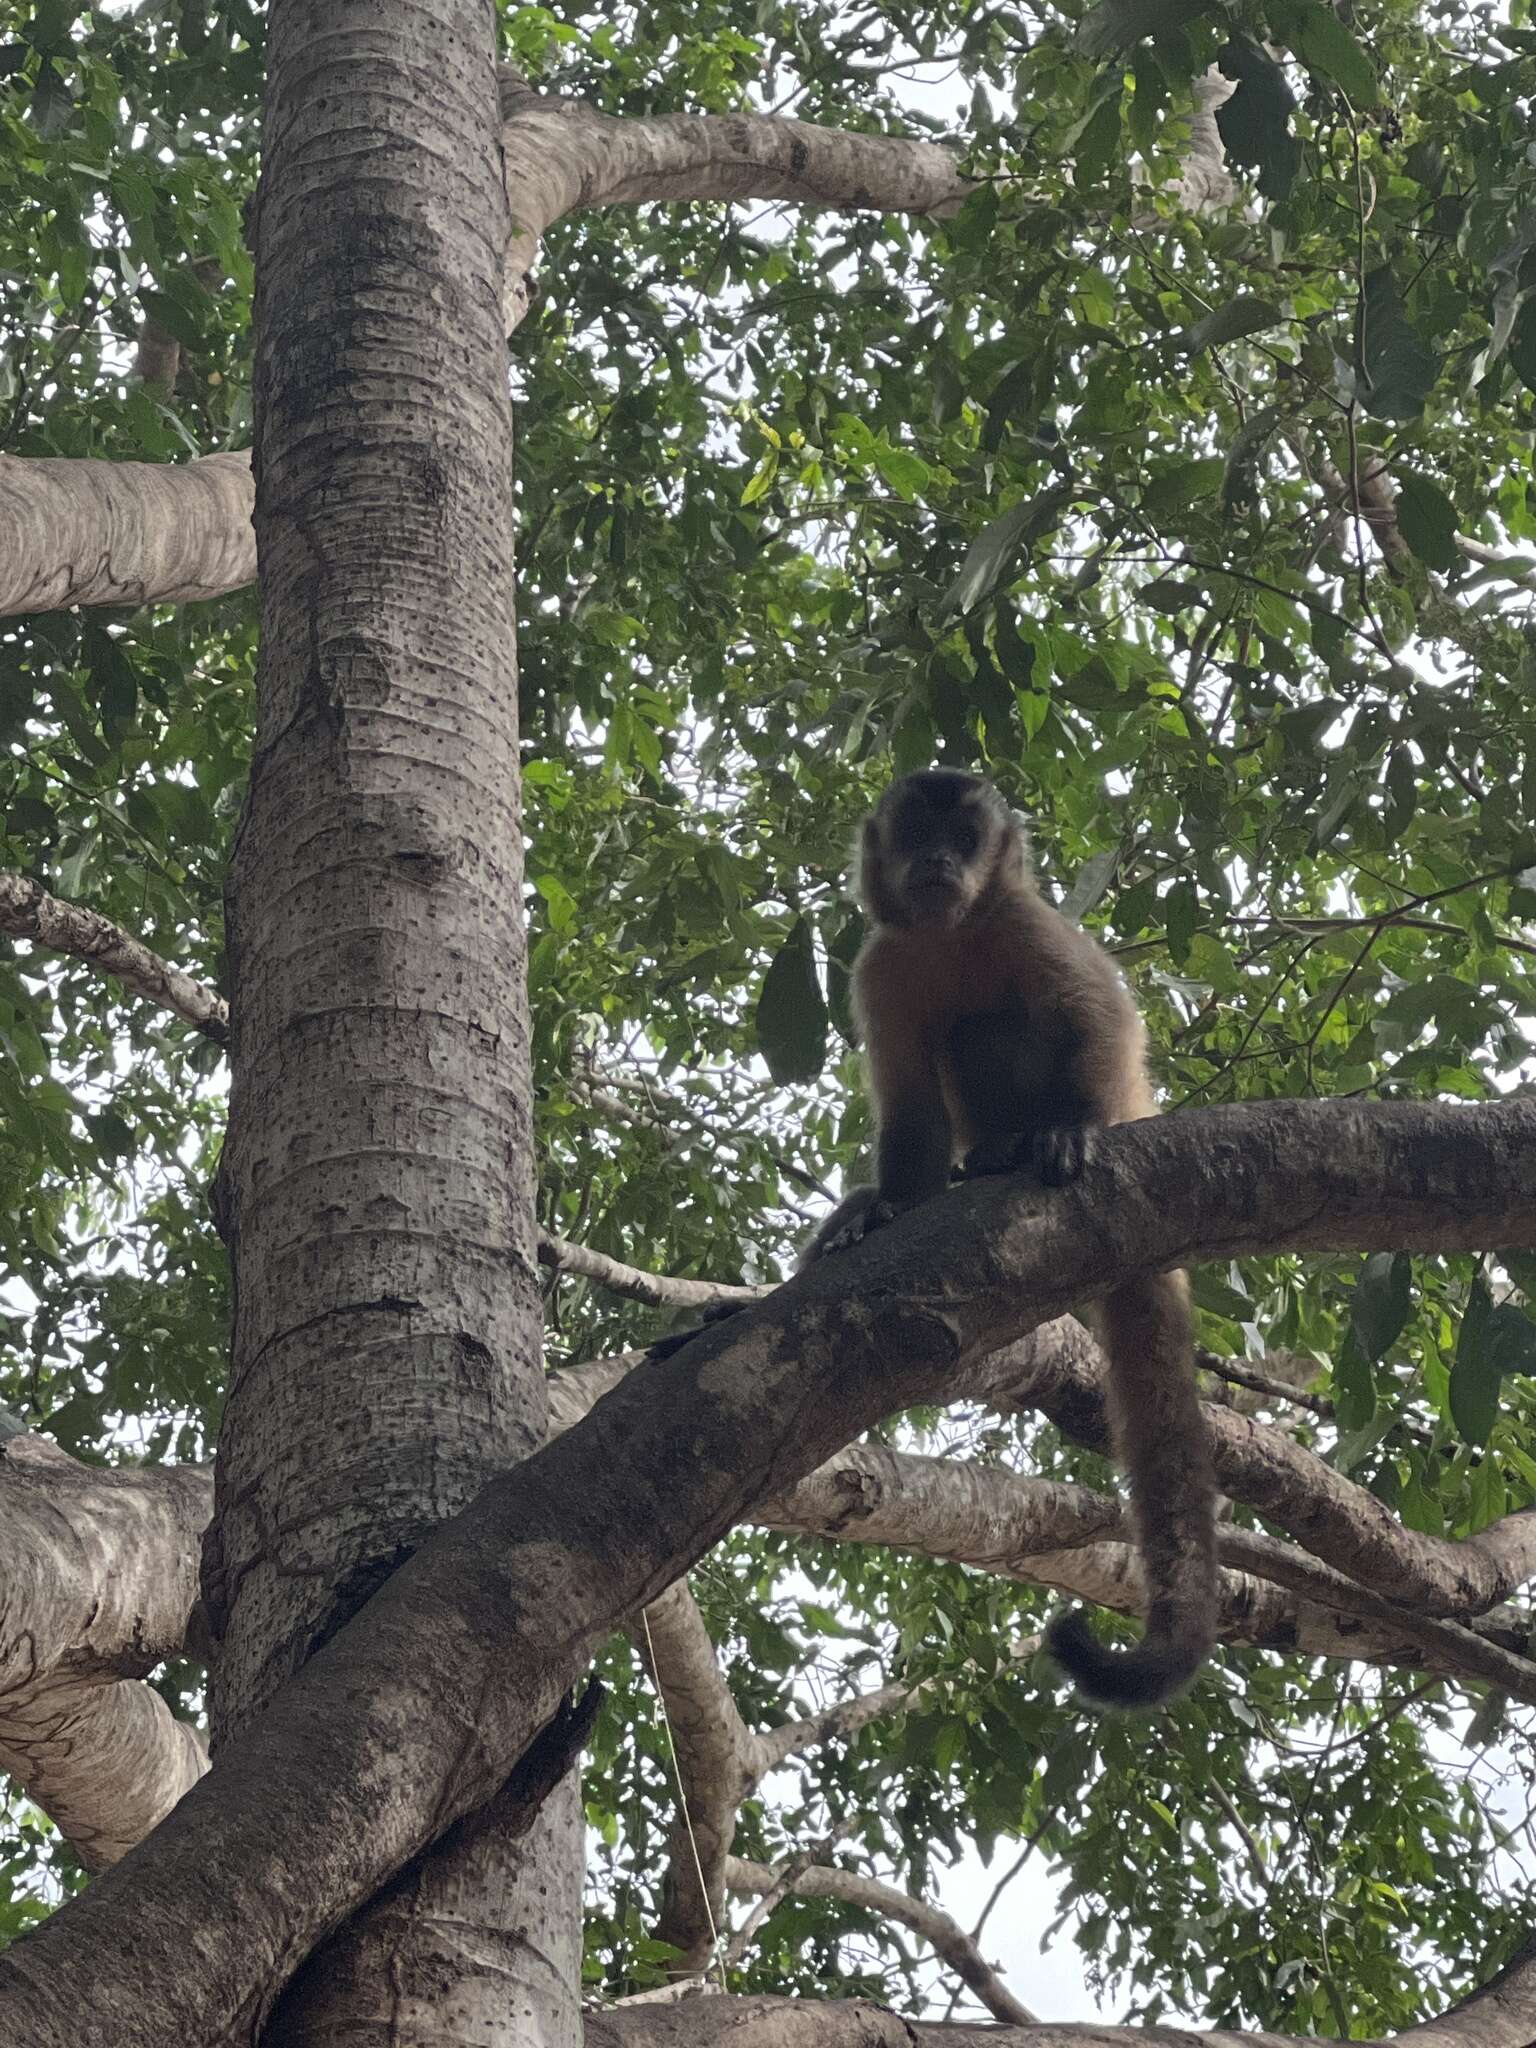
[639,1604,730,1994]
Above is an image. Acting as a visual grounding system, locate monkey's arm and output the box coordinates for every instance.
[801,1000,951,1265]
[867,1007,952,1208]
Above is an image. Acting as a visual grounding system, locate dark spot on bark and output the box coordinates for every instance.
[454,1331,496,1390]
[420,452,449,506]
[869,1303,961,1368]
[789,138,809,177]
[393,845,451,886]
[315,1542,417,1654]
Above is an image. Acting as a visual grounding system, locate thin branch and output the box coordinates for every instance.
[722,1822,857,1968]
[540,1232,765,1311]
[724,1856,1039,2028]
[0,870,228,1042]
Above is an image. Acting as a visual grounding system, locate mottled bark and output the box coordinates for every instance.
[0,872,229,1043]
[590,1996,1300,2048]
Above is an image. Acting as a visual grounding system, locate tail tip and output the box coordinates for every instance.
[1046,1607,1206,1711]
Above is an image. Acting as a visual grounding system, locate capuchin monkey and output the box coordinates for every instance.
[649,770,1217,1708]
[801,769,1217,1708]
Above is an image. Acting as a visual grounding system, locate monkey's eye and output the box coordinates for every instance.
[952,820,979,858]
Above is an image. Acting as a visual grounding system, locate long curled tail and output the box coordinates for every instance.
[1047,1270,1218,1709]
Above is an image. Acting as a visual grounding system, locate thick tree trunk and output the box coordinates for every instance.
[204,3,577,2043]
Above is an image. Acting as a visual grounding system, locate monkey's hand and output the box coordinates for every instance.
[962,1124,1097,1187]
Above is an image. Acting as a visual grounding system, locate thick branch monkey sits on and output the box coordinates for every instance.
[802,768,1217,1707]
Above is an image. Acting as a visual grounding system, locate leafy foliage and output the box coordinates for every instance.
[2,0,1536,2031]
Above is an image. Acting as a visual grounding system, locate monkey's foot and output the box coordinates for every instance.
[1033,1124,1095,1186]
[822,1195,898,1255]
[961,1125,1096,1186]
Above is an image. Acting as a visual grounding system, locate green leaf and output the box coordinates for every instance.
[1351,1252,1412,1362]
[1069,83,1124,188]
[28,59,73,135]
[1333,1328,1376,1432]
[941,486,1073,618]
[1142,457,1225,517]
[1059,847,1119,924]
[1216,38,1301,201]
[136,287,202,350]
[1163,878,1198,965]
[1392,471,1459,573]
[1451,1273,1499,1447]
[740,450,778,505]
[872,437,930,502]
[1177,297,1285,354]
[1076,0,1214,58]
[1359,267,1437,423]
[1285,0,1380,106]
[1510,300,1536,397]
[824,908,865,1046]
[754,916,828,1085]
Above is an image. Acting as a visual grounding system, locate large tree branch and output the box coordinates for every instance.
[760,1430,1536,1699]
[0,92,975,621]
[0,1434,209,1866]
[0,1097,1530,2045]
[639,1579,756,1969]
[0,450,256,618]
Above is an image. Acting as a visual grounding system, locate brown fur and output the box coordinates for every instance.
[803,769,1217,1709]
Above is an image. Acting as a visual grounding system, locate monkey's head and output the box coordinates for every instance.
[856,769,1030,929]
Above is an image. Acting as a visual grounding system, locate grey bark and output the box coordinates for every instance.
[202,4,577,2047]
[0,1433,207,1867]
[0,1098,1530,2047]
[0,871,229,1043]
[0,449,256,614]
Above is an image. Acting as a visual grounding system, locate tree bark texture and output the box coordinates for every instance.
[0,449,255,613]
[0,1434,208,1867]
[0,1098,1531,2048]
[203,4,578,2045]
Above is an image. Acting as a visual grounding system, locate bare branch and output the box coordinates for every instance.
[724,1857,1038,2028]
[639,1580,755,1971]
[0,871,229,1042]
[0,451,256,618]
[0,1434,210,1866]
[721,1824,857,1967]
[540,1232,764,1311]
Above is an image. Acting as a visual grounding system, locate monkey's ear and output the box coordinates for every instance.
[854,815,896,923]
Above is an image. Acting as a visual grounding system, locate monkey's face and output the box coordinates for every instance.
[865,769,1014,928]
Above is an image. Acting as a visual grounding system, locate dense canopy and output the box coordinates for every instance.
[1,0,1535,2033]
